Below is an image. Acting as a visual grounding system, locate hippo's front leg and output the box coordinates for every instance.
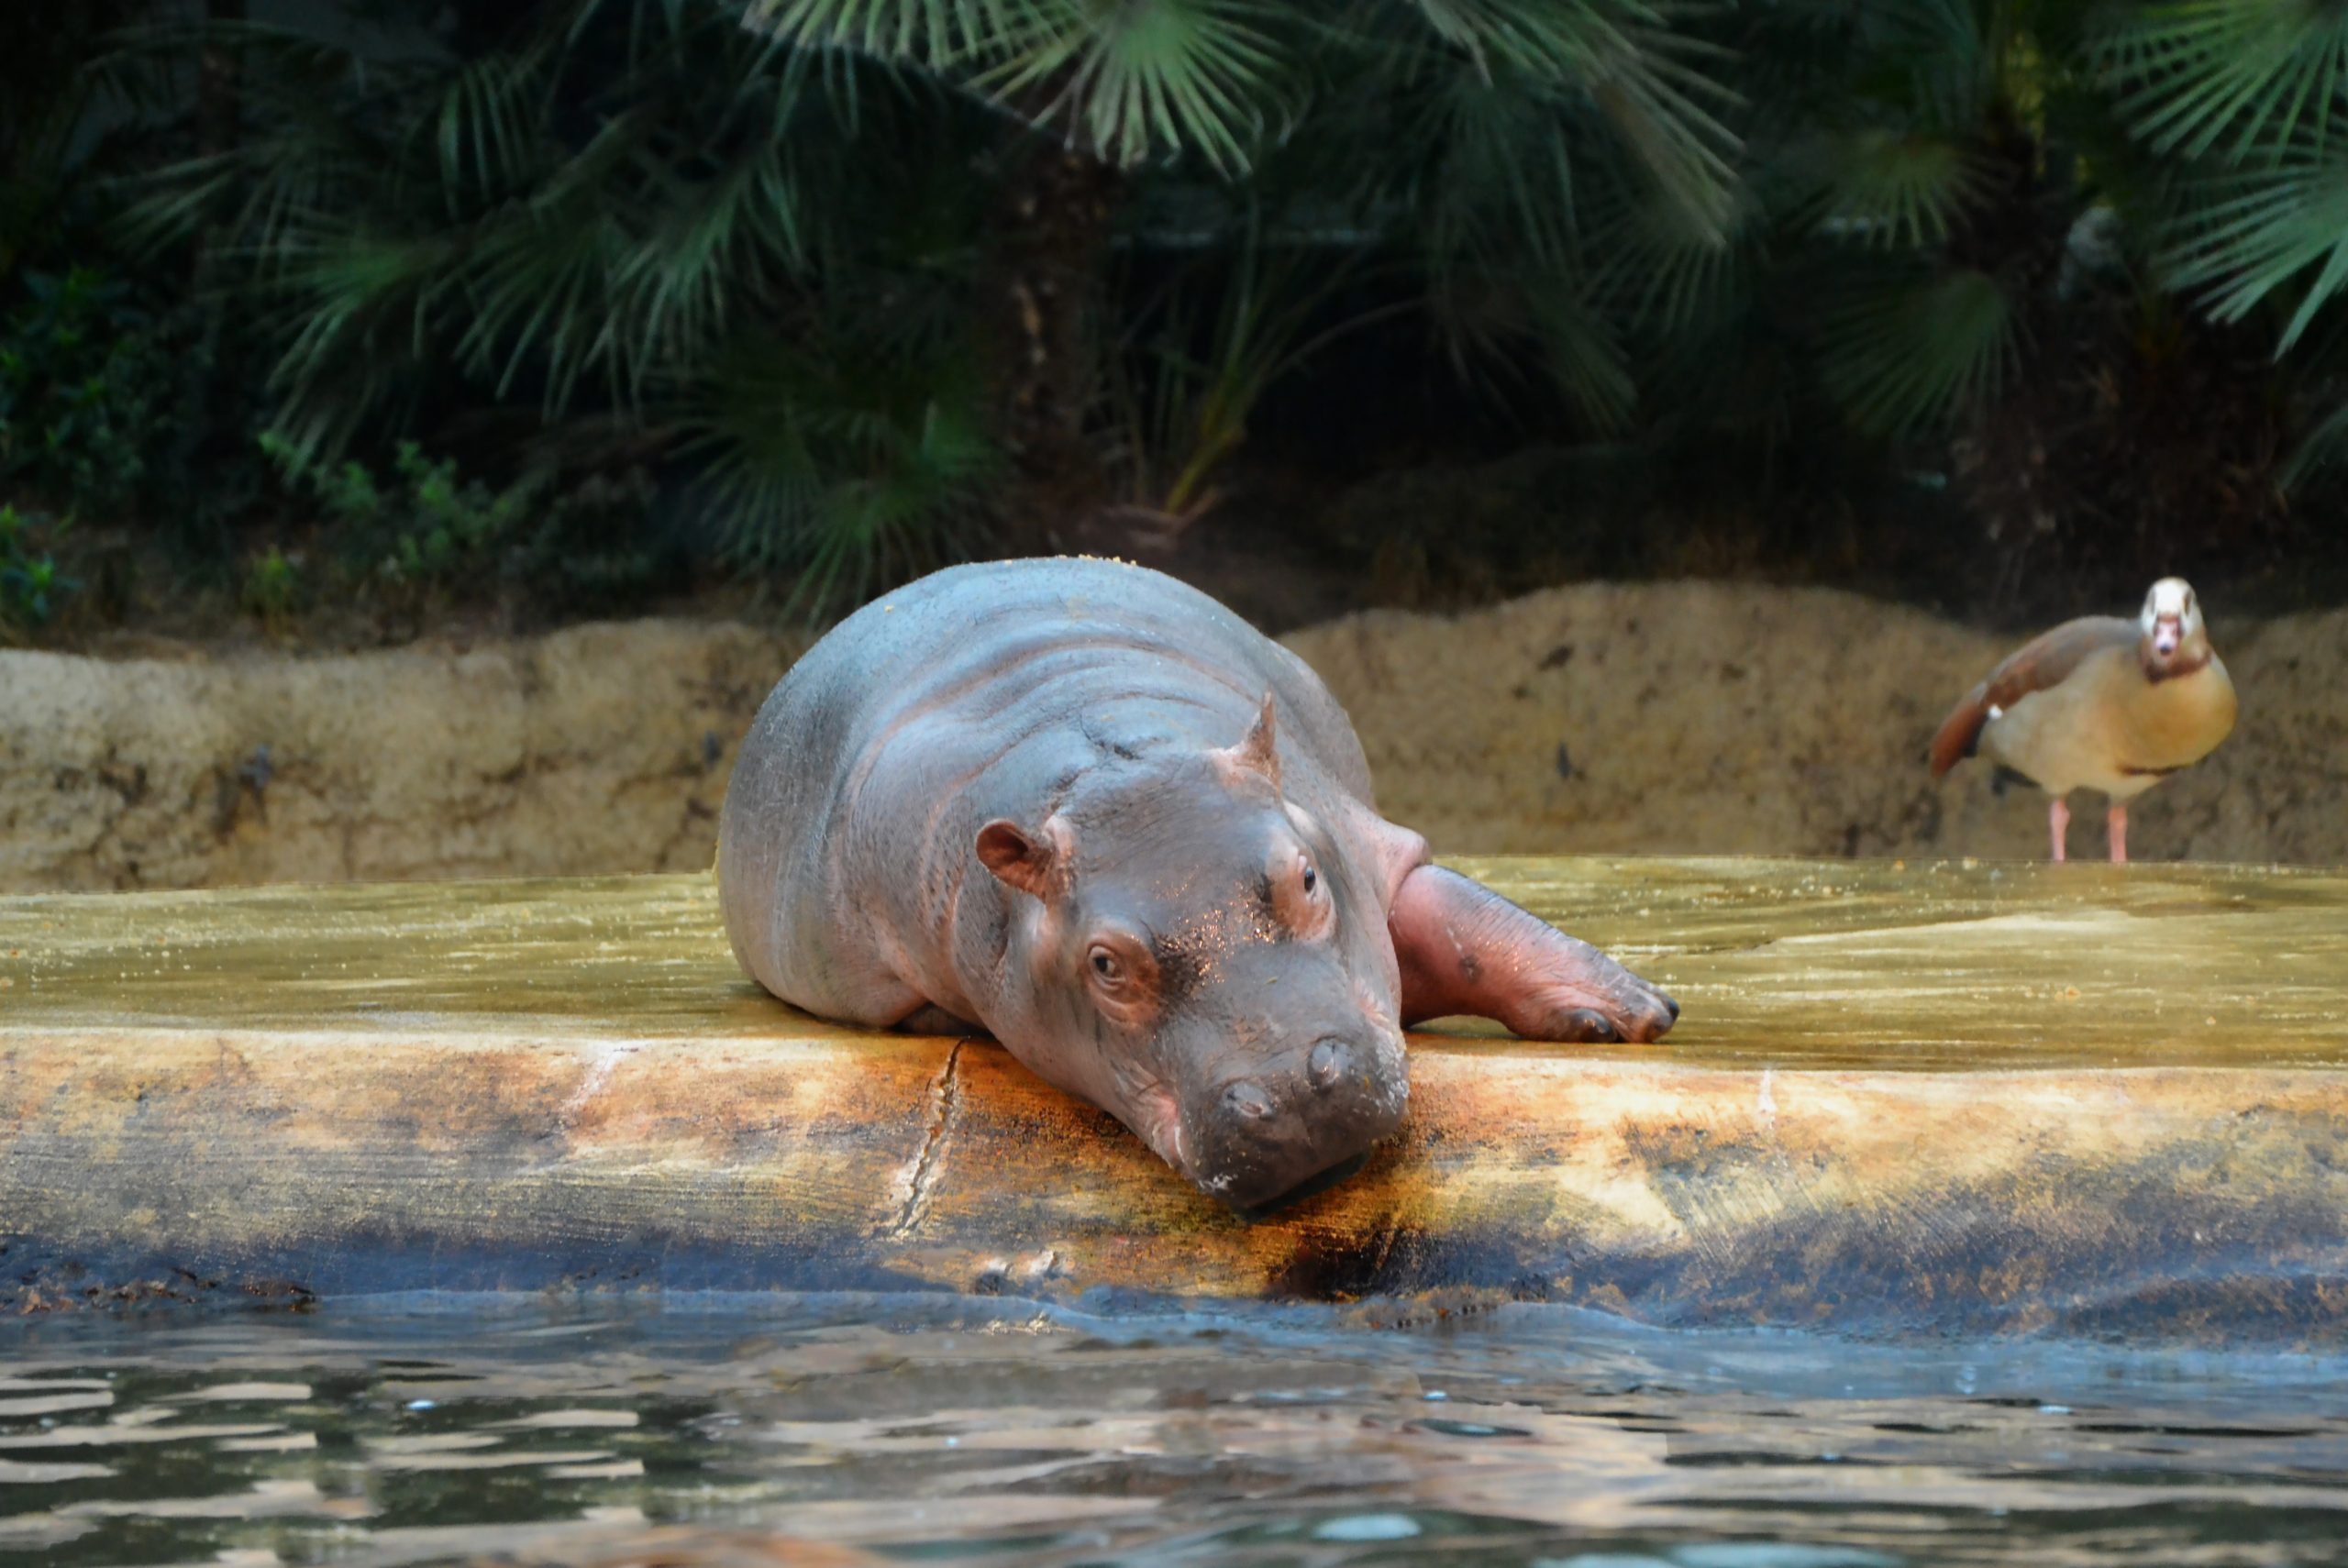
[1389,866,1678,1043]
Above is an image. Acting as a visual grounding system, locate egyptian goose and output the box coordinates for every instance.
[1929,578,2236,863]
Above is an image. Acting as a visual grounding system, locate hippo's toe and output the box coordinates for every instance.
[1608,990,1678,1044]
[1521,986,1679,1044]
[1552,1008,1622,1043]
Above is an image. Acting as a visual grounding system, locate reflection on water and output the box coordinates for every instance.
[4,1295,2346,1567]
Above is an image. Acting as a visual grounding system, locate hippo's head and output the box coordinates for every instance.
[972,697,1408,1209]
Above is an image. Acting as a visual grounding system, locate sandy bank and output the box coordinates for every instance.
[2,581,2339,891]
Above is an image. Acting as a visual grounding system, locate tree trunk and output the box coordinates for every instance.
[198,0,245,148]
[192,0,246,284]
[978,136,1124,555]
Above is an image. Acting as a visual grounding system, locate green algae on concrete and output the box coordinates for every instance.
[3,856,2347,1336]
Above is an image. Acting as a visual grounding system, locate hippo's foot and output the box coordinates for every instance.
[1390,865,1678,1044]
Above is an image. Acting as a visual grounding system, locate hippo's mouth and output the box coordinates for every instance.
[1232,1151,1369,1220]
[1126,1085,1380,1212]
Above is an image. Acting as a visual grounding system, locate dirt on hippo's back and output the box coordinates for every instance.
[1,582,2341,892]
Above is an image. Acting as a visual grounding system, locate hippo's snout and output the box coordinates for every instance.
[1182,1031,1406,1211]
[1224,1080,1276,1120]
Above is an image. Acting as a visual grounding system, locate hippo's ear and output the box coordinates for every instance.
[976,819,1064,901]
[1212,692,1282,792]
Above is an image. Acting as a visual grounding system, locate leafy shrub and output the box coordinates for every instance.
[260,434,681,620]
[138,0,998,621]
[0,267,186,515]
[45,0,2348,623]
[684,327,1001,615]
[239,544,300,628]
[502,468,682,620]
[261,434,529,599]
[0,503,75,631]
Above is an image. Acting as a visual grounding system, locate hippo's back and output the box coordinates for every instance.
[716,558,1372,1020]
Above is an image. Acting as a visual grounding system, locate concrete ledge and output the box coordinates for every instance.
[4,858,2345,1341]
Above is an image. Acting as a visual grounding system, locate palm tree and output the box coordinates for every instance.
[1572,0,2348,610]
[123,0,1747,592]
[112,0,2348,614]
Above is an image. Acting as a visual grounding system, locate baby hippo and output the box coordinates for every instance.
[717,558,1677,1209]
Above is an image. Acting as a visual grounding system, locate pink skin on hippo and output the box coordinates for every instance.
[717,558,1677,1209]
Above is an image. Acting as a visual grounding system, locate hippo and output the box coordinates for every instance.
[718,558,1678,1209]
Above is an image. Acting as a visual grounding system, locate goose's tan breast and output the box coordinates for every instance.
[1981,649,2235,798]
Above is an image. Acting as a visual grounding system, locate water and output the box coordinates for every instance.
[5,1297,2346,1567]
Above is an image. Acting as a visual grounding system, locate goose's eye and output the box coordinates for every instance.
[1089,945,1123,984]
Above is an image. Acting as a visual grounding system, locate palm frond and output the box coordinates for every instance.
[1804,127,1998,248]
[1818,263,2020,434]
[1110,234,1390,513]
[2095,0,2348,161]
[2280,388,2348,483]
[428,47,553,211]
[1587,173,1753,335]
[680,326,1000,614]
[757,0,1287,172]
[1530,281,1638,430]
[1855,0,1997,130]
[1404,0,1742,241]
[2161,130,2348,350]
[1409,61,1586,271]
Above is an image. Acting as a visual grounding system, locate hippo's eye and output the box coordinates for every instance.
[1301,863,1318,896]
[1088,944,1124,985]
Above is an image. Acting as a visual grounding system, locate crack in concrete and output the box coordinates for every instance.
[885,1039,967,1240]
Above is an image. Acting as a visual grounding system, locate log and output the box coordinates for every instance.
[4,856,2346,1341]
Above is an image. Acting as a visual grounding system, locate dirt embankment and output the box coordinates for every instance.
[0,621,803,892]
[1289,581,2345,865]
[3,581,2341,892]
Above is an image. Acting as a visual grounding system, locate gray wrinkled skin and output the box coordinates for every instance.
[719,558,1675,1209]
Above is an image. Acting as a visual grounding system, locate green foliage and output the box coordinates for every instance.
[2159,129,2348,350]
[2096,0,2348,161]
[754,0,1289,174]
[1110,240,1396,516]
[0,503,75,631]
[683,326,1000,614]
[257,431,683,620]
[0,267,186,514]
[1820,265,2022,436]
[21,0,2348,627]
[0,0,168,287]
[123,0,997,616]
[2093,2,2348,352]
[261,434,531,598]
[240,545,301,628]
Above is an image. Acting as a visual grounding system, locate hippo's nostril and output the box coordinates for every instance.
[1307,1037,1349,1089]
[1665,993,1681,1022]
[1224,1079,1276,1121]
